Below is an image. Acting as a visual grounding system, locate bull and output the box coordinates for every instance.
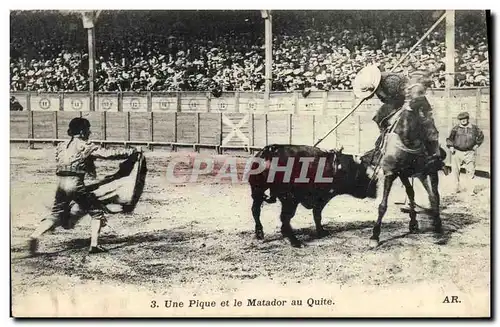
[247,144,378,247]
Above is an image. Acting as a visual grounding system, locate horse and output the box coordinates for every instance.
[361,103,445,247]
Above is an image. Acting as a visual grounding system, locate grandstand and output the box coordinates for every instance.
[10,10,489,93]
[9,10,491,173]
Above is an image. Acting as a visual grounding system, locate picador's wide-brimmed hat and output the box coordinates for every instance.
[352,65,382,99]
[458,112,470,120]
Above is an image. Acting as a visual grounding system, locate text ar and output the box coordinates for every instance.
[442,296,461,304]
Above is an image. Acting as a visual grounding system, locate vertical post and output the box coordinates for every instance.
[149,112,154,143]
[288,113,292,144]
[101,111,106,141]
[87,27,96,111]
[445,10,455,89]
[125,111,130,143]
[322,91,328,115]
[446,89,453,167]
[250,113,255,146]
[176,92,181,112]
[173,112,178,142]
[312,115,316,145]
[235,91,240,113]
[147,91,152,112]
[334,115,338,149]
[472,87,482,162]
[293,91,299,114]
[117,92,123,112]
[195,112,200,144]
[475,87,481,123]
[28,110,34,137]
[59,93,64,111]
[53,112,58,139]
[355,115,361,154]
[206,92,211,113]
[26,92,31,111]
[264,114,269,146]
[263,10,272,111]
[218,112,223,154]
[28,110,34,148]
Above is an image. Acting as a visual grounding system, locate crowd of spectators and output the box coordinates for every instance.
[10,10,489,93]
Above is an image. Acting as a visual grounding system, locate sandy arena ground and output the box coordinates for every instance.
[10,143,491,317]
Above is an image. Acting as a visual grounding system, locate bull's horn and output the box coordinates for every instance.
[352,155,362,164]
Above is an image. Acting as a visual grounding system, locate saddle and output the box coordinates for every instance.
[362,106,446,178]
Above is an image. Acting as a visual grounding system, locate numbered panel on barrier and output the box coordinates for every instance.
[179,93,208,112]
[297,92,324,115]
[269,93,294,114]
[449,89,479,117]
[63,94,90,112]
[30,94,61,111]
[151,94,178,112]
[122,94,148,112]
[96,94,119,112]
[238,93,265,114]
[210,95,236,113]
[325,91,355,115]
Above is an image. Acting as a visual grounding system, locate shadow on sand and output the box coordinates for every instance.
[257,193,479,249]
[15,193,479,261]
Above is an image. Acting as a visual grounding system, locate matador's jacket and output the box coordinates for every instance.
[55,137,134,177]
[46,137,136,229]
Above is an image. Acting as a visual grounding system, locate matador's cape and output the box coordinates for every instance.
[66,151,147,226]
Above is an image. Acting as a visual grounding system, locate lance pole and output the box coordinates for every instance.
[314,11,448,148]
[389,11,447,73]
[314,97,366,147]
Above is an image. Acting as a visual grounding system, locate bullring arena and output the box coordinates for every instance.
[10,10,490,317]
[10,143,491,317]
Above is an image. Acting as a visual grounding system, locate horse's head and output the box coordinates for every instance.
[393,107,425,148]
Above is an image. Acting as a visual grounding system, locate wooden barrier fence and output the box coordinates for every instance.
[10,88,490,174]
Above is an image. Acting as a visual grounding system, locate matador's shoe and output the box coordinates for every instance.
[89,245,109,254]
[28,238,39,256]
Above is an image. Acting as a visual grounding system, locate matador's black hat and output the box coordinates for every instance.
[67,117,91,136]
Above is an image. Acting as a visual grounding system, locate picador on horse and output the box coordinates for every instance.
[352,65,447,246]
[357,66,447,176]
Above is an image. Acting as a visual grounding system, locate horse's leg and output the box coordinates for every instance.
[429,172,443,233]
[370,174,397,247]
[251,186,265,240]
[429,172,441,209]
[418,174,433,206]
[400,176,418,233]
[418,174,442,234]
[279,198,300,247]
